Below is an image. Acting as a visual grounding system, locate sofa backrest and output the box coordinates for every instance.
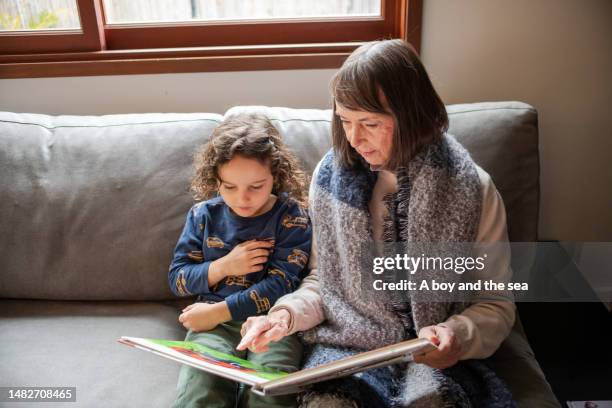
[0,112,222,301]
[0,101,538,301]
[447,102,539,242]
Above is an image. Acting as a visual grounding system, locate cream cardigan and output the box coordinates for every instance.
[271,164,516,360]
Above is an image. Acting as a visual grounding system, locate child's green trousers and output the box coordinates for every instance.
[171,320,302,408]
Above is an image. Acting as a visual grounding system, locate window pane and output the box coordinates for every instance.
[0,0,80,31]
[103,0,381,24]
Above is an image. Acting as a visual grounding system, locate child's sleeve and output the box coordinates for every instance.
[168,205,214,297]
[224,204,312,321]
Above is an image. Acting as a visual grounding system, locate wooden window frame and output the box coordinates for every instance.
[0,0,105,54]
[0,0,422,79]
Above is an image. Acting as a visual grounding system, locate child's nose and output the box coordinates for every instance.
[239,191,251,203]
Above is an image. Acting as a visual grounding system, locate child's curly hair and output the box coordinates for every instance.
[191,113,309,208]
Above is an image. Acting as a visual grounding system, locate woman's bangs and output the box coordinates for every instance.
[333,70,383,113]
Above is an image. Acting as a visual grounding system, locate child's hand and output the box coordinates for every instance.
[179,302,231,332]
[217,240,274,277]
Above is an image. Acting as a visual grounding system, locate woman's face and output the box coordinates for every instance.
[336,103,395,166]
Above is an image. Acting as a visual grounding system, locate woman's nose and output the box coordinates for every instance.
[347,126,361,147]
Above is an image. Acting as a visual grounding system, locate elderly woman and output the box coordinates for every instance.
[239,39,516,407]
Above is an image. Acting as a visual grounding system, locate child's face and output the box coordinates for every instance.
[217,155,274,218]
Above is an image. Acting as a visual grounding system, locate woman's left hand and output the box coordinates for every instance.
[414,325,462,369]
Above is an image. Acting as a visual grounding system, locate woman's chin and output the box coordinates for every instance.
[362,156,383,166]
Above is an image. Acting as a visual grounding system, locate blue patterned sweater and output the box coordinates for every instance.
[168,194,311,321]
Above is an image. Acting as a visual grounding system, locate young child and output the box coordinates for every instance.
[168,113,311,408]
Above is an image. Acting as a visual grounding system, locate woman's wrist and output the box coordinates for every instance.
[268,308,292,332]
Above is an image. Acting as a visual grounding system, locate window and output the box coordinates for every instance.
[0,0,422,78]
[0,0,104,55]
[103,0,382,23]
[0,0,80,30]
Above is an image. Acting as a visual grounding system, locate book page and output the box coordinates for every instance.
[119,337,287,386]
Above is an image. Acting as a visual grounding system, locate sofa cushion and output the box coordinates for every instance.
[0,300,559,407]
[0,299,187,407]
[447,102,539,242]
[0,112,221,301]
[489,317,561,407]
[224,105,333,175]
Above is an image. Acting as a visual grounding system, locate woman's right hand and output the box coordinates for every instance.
[237,309,291,352]
[217,240,274,277]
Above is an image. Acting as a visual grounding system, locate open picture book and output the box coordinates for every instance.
[118,336,436,396]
